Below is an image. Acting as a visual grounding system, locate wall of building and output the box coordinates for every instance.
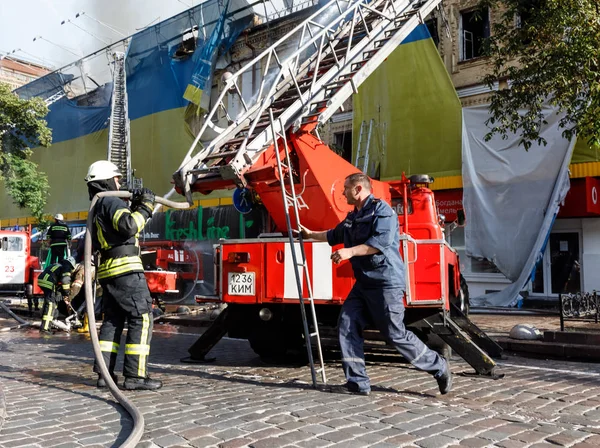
[582,218,600,293]
[0,57,50,90]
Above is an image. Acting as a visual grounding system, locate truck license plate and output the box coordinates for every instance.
[228,272,255,296]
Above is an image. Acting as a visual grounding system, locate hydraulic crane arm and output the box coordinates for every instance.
[173,0,443,203]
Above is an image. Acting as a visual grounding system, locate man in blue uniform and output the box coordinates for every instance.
[301,173,452,396]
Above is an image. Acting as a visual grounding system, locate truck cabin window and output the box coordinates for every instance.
[1,237,23,252]
[392,198,413,215]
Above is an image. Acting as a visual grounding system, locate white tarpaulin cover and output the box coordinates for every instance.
[462,104,576,307]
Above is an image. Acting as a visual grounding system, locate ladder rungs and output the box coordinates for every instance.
[204,150,238,161]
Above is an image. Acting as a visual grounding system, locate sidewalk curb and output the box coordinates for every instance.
[496,336,600,361]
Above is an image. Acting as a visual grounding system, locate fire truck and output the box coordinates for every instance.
[172,0,501,375]
[141,241,201,305]
[0,228,41,298]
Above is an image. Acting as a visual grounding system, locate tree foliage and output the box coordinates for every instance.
[481,0,600,149]
[0,82,51,222]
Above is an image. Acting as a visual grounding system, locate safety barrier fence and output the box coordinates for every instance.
[559,291,599,331]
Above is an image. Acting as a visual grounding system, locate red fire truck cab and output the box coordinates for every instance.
[0,229,41,298]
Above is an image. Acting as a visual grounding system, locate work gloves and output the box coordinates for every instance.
[131,188,156,218]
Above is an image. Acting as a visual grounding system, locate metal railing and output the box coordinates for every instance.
[559,291,599,331]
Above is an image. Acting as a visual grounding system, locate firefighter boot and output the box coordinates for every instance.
[123,377,162,391]
[77,314,89,333]
[97,372,118,388]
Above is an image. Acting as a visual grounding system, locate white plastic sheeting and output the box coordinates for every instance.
[462,104,576,307]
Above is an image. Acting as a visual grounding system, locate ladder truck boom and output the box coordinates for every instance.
[173,0,443,206]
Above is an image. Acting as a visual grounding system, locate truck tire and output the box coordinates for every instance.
[248,323,288,359]
[247,312,305,361]
[450,273,470,317]
[458,274,470,316]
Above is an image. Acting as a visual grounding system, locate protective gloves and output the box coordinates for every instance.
[131,188,156,218]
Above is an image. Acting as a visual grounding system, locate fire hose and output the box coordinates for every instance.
[84,191,190,448]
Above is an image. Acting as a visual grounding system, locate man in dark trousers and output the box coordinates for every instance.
[85,160,161,391]
[38,256,76,333]
[47,214,71,264]
[301,173,452,396]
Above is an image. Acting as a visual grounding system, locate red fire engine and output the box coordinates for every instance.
[0,228,41,298]
[172,0,500,374]
[141,241,201,303]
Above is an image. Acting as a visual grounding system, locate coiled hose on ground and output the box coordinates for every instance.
[84,191,190,448]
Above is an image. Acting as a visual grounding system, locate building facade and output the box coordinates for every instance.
[0,56,51,90]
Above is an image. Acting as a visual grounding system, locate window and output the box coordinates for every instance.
[515,0,544,45]
[448,227,502,275]
[460,8,490,61]
[333,131,352,162]
[391,198,413,215]
[172,25,199,60]
[1,236,23,252]
[515,0,544,28]
[425,18,440,48]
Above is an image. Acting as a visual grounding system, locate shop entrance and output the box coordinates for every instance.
[531,231,581,297]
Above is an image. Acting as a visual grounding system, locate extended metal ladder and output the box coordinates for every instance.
[174,0,443,197]
[355,119,374,172]
[107,52,132,188]
[269,108,327,388]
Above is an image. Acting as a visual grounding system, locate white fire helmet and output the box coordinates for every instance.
[85,161,122,183]
[54,213,64,220]
[63,256,77,270]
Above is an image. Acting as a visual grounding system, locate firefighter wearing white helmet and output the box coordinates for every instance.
[84,160,122,182]
[38,256,77,333]
[46,212,71,264]
[85,160,162,390]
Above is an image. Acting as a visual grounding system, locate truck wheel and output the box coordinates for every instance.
[458,274,470,316]
[248,327,288,359]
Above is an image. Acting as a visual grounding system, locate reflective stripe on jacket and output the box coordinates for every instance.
[93,196,150,280]
[37,262,72,295]
[48,221,71,245]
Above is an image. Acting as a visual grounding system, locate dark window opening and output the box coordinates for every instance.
[460,8,490,61]
[333,130,352,163]
[515,0,544,45]
[426,18,440,48]
[173,25,199,59]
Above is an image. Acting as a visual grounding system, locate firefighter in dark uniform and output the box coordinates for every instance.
[85,160,161,391]
[47,214,72,264]
[301,173,453,396]
[38,256,76,333]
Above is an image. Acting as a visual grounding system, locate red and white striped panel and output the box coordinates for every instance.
[283,242,333,300]
[173,249,186,262]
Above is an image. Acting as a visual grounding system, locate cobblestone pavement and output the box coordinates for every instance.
[1,317,600,448]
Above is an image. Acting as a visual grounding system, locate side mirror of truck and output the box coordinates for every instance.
[457,209,466,227]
